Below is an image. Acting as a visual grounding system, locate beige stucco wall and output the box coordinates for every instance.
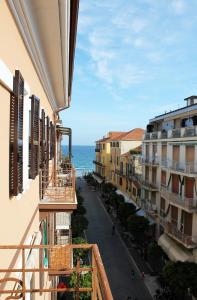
[0,1,54,118]
[0,1,55,287]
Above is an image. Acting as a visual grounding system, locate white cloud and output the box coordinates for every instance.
[172,0,187,15]
[131,18,147,33]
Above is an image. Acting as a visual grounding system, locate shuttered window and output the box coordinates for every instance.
[9,70,24,196]
[29,95,40,179]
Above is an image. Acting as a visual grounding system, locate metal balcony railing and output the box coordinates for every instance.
[40,164,77,211]
[164,222,197,248]
[144,125,197,140]
[0,244,113,300]
[160,186,197,211]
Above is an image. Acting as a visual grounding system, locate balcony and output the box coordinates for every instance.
[93,160,104,167]
[142,157,159,166]
[39,165,77,212]
[95,148,101,152]
[141,179,158,191]
[144,125,197,140]
[164,222,197,248]
[162,159,197,176]
[160,186,197,211]
[172,128,181,138]
[0,244,113,299]
[141,200,158,218]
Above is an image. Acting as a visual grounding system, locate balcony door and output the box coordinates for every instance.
[172,174,179,194]
[171,205,178,226]
[186,146,194,172]
[185,177,194,198]
[152,167,157,185]
[173,145,180,169]
[182,211,192,236]
[146,144,149,160]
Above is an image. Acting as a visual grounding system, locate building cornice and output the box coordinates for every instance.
[7,0,76,112]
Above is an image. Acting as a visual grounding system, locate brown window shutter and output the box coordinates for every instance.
[29,95,40,179]
[9,92,18,196]
[49,122,55,160]
[9,70,24,196]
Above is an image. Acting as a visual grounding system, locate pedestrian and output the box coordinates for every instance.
[141,271,145,280]
[112,224,115,235]
[131,269,135,280]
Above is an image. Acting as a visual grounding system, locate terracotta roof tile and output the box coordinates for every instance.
[110,128,144,141]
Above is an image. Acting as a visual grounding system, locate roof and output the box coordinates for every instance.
[110,128,145,141]
[8,0,79,111]
[95,131,125,143]
[121,146,142,158]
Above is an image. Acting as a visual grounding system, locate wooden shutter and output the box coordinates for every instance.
[185,177,194,198]
[40,109,45,169]
[50,121,55,160]
[172,174,179,194]
[173,145,180,162]
[171,205,178,225]
[9,70,24,196]
[183,211,192,235]
[161,170,166,186]
[29,95,40,179]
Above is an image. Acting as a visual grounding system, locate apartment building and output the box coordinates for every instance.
[93,132,124,183]
[142,96,197,262]
[119,146,142,206]
[0,1,113,299]
[110,129,144,187]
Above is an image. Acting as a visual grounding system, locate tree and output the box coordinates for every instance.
[117,202,136,228]
[73,204,86,216]
[102,182,116,194]
[72,237,89,266]
[127,215,150,243]
[109,192,124,210]
[162,261,197,299]
[77,194,84,205]
[71,215,89,237]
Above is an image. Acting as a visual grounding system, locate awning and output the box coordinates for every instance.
[92,174,103,184]
[158,233,193,262]
[136,209,156,225]
[116,190,138,207]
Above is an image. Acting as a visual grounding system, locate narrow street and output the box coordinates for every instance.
[77,178,152,300]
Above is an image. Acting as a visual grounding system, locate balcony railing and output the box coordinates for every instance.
[93,160,104,167]
[160,186,197,211]
[163,159,197,175]
[142,157,159,165]
[0,244,113,299]
[144,125,197,140]
[164,222,197,248]
[39,164,77,211]
[172,128,181,138]
[141,179,158,191]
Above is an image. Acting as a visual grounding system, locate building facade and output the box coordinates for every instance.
[0,1,113,299]
[142,96,197,262]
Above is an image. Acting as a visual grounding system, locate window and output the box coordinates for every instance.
[9,70,24,196]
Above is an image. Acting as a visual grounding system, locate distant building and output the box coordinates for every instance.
[142,96,197,262]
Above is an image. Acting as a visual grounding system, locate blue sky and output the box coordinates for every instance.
[61,0,197,145]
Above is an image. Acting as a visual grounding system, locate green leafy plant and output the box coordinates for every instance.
[69,267,92,300]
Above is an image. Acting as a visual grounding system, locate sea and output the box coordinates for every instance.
[62,145,95,177]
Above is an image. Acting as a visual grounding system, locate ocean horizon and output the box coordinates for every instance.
[62,145,95,176]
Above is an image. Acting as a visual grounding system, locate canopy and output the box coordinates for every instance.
[158,233,193,262]
[92,174,103,184]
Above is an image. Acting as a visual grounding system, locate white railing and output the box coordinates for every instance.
[144,125,197,140]
[164,221,197,248]
[160,186,197,211]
